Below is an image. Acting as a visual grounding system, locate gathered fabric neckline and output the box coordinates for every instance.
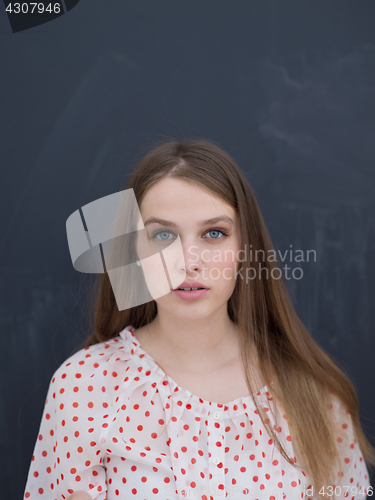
[117,324,269,416]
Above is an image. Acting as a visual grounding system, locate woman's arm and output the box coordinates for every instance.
[23,355,108,499]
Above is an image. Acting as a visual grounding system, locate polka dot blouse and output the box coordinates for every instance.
[24,325,371,500]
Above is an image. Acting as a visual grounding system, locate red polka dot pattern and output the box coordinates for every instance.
[23,325,371,500]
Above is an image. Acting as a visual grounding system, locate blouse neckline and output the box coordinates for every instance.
[118,325,269,415]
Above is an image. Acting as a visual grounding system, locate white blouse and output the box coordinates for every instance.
[23,325,371,500]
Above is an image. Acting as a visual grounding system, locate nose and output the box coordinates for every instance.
[178,240,205,274]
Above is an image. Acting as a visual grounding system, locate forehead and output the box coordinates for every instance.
[140,178,236,220]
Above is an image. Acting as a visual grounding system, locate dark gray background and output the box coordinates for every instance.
[1,1,374,497]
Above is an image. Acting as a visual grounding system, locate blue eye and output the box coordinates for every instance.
[204,228,229,240]
[151,230,176,240]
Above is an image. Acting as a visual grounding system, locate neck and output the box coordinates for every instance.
[142,309,241,373]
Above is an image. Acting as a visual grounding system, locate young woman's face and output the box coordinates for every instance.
[137,177,241,322]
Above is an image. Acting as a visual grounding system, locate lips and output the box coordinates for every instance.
[173,281,208,291]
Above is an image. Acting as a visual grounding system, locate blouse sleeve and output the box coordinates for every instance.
[316,393,372,500]
[23,349,109,500]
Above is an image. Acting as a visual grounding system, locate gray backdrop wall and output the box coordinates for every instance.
[1,1,374,497]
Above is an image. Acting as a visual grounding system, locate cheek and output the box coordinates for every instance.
[207,247,238,269]
[207,249,239,285]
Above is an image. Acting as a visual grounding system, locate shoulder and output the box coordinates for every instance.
[52,339,114,381]
[47,335,135,406]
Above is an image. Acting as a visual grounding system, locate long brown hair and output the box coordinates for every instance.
[74,138,374,497]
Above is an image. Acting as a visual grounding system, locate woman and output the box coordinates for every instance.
[24,139,374,500]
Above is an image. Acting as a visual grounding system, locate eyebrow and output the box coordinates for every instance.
[143,215,234,228]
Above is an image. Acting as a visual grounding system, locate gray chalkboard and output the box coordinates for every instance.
[1,1,374,497]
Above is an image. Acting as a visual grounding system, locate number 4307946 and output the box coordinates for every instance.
[6,3,61,14]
